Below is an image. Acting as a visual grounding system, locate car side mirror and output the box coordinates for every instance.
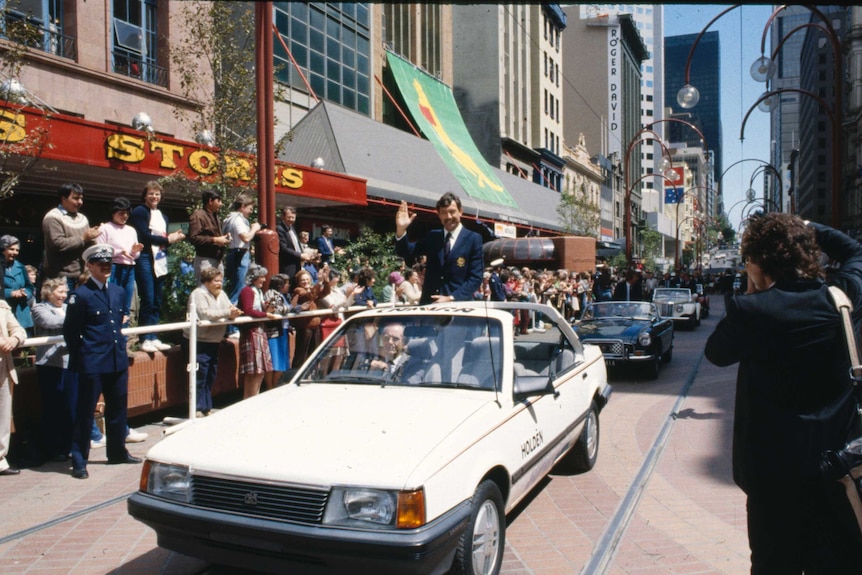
[514,374,557,401]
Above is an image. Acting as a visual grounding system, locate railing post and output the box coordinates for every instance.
[188,297,198,422]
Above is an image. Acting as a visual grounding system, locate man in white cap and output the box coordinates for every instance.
[63,244,140,479]
[488,258,507,302]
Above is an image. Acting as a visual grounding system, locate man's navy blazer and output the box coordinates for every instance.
[396,227,484,304]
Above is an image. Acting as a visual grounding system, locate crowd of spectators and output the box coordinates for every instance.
[0,182,752,477]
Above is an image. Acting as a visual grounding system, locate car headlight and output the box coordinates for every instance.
[142,461,191,503]
[675,304,684,313]
[638,332,651,347]
[323,487,425,529]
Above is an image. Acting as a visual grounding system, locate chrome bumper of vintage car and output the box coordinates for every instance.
[585,339,655,364]
[128,492,470,575]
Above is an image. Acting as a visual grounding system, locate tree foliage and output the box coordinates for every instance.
[556,182,600,237]
[162,1,286,214]
[0,5,55,199]
[339,226,405,300]
[638,228,662,272]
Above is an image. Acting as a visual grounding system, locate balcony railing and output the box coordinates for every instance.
[2,10,76,60]
[111,46,167,88]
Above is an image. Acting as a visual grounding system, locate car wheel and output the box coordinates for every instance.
[687,315,697,330]
[452,480,505,575]
[663,344,673,363]
[568,401,599,471]
[644,351,660,380]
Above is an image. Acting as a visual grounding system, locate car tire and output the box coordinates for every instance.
[663,344,673,363]
[644,351,660,380]
[452,480,505,575]
[687,315,697,330]
[568,401,599,471]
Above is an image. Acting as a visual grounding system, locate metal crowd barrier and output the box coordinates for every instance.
[22,302,390,434]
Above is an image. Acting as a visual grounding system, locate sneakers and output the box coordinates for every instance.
[141,339,171,353]
[125,429,148,443]
[140,340,159,353]
[153,339,171,351]
[90,436,106,449]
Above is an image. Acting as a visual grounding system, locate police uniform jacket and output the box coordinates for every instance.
[705,222,862,494]
[63,279,129,375]
[395,227,483,305]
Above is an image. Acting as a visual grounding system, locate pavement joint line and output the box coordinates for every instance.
[0,492,133,546]
[579,351,705,575]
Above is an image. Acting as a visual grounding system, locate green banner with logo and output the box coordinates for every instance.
[386,52,516,208]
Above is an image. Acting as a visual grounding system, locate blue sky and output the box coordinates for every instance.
[663,4,775,230]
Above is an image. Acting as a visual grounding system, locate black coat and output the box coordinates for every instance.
[276,220,303,280]
[705,223,862,494]
[395,227,483,305]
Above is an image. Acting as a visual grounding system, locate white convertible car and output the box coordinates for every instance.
[128,302,611,575]
[652,287,702,329]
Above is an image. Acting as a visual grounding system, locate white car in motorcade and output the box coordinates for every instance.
[652,287,702,329]
[128,301,611,575]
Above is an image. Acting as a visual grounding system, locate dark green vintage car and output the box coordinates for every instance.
[574,301,674,379]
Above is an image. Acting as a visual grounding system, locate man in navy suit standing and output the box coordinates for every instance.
[395,192,483,304]
[64,244,140,479]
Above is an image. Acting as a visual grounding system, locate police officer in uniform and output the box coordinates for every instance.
[64,244,140,479]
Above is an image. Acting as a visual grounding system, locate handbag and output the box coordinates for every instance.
[820,286,862,537]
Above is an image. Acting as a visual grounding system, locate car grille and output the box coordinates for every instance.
[596,340,624,356]
[192,475,329,524]
[657,303,675,316]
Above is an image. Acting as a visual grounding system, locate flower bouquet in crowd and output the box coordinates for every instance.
[821,436,862,537]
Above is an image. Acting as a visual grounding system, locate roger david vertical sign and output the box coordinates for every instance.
[607,26,621,156]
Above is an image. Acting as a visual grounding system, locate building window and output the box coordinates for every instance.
[111,0,165,87]
[276,2,371,115]
[2,0,74,58]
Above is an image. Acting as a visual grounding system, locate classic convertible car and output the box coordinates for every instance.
[652,287,702,329]
[575,301,674,379]
[128,302,611,575]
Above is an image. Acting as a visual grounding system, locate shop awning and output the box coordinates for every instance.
[280,100,564,233]
[0,104,366,209]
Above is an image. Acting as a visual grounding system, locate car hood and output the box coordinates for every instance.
[576,319,647,340]
[146,384,493,488]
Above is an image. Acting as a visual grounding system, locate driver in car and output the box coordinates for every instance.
[360,322,432,384]
[366,322,409,376]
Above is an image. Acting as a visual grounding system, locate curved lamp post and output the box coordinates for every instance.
[740,87,836,221]
[747,164,783,213]
[750,5,843,227]
[623,130,678,265]
[625,171,680,267]
[677,4,742,109]
[673,187,711,270]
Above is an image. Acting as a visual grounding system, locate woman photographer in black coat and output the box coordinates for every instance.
[705,213,862,574]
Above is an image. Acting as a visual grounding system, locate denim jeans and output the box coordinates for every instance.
[224,249,250,305]
[135,252,165,343]
[110,263,136,324]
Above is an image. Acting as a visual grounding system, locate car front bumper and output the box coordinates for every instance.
[128,492,471,575]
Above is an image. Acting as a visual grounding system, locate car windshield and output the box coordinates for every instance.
[582,302,653,320]
[653,289,691,303]
[296,315,505,391]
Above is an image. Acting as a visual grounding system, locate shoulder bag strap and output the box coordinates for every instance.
[828,286,862,382]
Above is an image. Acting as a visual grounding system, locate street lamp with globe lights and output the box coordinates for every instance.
[749,5,843,227]
[623,130,678,265]
[672,187,711,270]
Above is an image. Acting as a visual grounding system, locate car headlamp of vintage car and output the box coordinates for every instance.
[323,487,425,529]
[637,332,652,347]
[675,304,685,313]
[142,461,191,503]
